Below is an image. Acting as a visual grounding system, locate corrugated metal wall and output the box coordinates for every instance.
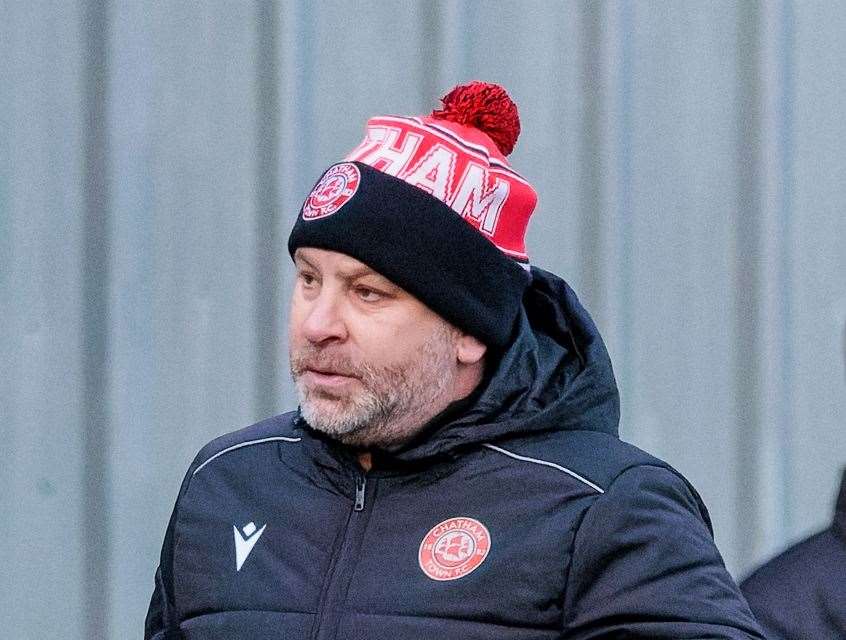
[2,1,845,638]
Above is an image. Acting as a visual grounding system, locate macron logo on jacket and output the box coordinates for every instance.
[233,521,266,571]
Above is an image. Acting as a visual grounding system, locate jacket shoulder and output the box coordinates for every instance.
[741,528,844,598]
[492,429,674,493]
[187,411,300,476]
[740,529,846,638]
[487,429,713,531]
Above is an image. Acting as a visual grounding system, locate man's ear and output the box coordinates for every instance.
[456,333,487,365]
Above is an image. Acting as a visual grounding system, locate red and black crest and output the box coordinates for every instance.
[302,162,361,220]
[418,517,491,581]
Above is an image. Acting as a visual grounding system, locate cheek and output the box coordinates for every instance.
[352,319,433,363]
[287,295,307,344]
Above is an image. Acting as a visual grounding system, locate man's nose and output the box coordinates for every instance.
[301,291,348,345]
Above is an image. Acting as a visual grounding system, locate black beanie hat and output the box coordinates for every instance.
[288,82,538,348]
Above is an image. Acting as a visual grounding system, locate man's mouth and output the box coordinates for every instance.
[300,366,360,387]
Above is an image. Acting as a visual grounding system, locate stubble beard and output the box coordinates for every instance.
[290,324,458,448]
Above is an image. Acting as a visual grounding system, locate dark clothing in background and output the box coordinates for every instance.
[741,470,846,640]
[146,269,765,639]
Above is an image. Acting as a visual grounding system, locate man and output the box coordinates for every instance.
[146,82,765,639]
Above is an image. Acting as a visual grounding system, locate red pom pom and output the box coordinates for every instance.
[431,81,521,156]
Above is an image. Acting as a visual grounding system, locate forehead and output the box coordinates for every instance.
[294,247,389,281]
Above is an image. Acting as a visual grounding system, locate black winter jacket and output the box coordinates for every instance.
[741,469,846,639]
[146,268,765,639]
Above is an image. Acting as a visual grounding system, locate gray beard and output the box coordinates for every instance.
[290,325,457,448]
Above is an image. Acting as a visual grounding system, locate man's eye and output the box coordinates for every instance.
[299,272,317,286]
[355,287,383,302]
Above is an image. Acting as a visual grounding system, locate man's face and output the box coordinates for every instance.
[288,247,465,448]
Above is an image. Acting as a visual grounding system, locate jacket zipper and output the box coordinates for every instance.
[311,470,371,640]
[354,474,366,511]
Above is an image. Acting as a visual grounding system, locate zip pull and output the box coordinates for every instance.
[354,475,366,511]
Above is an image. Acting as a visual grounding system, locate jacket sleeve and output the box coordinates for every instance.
[145,566,173,640]
[145,460,198,640]
[562,465,766,639]
[145,502,184,640]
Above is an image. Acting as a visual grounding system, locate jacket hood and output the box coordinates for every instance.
[384,267,621,462]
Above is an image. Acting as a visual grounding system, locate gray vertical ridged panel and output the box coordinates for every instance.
[255,0,282,420]
[750,0,796,556]
[733,0,766,568]
[81,0,112,636]
[585,3,738,567]
[789,2,846,536]
[0,1,87,637]
[3,2,846,637]
[107,3,261,638]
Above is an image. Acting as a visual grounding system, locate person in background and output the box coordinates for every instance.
[741,470,846,638]
[741,322,846,639]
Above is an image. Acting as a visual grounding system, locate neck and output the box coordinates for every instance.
[357,451,372,472]
[453,360,485,404]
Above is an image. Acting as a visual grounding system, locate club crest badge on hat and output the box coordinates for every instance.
[302,162,361,220]
[418,516,491,581]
